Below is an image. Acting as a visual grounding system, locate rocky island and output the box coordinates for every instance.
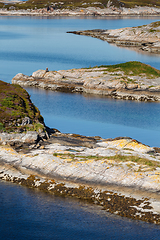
[0,79,160,224]
[12,61,160,102]
[68,21,160,53]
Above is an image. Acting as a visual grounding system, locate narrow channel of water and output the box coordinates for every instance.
[26,87,160,147]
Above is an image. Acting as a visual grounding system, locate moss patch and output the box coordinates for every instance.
[119,0,160,8]
[0,0,120,10]
[98,61,160,78]
[106,154,160,170]
[53,152,160,170]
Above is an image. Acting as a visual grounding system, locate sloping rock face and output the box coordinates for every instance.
[0,131,39,144]
[12,62,160,102]
[0,133,160,224]
[68,21,160,53]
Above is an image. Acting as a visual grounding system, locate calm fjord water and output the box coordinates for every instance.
[1,16,160,239]
[1,16,160,146]
[1,180,160,240]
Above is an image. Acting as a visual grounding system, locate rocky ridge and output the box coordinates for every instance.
[1,77,160,223]
[68,21,160,53]
[12,62,160,102]
[1,132,160,224]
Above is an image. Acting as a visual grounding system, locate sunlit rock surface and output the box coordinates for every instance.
[0,133,160,224]
[12,62,160,101]
[68,21,160,53]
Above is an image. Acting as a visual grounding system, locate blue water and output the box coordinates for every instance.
[26,87,160,147]
[1,16,160,146]
[1,180,160,240]
[1,16,160,237]
[0,16,160,82]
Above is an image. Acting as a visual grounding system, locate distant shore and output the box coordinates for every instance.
[68,20,160,54]
[1,6,160,17]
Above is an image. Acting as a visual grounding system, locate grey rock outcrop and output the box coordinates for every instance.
[68,21,160,53]
[12,63,160,102]
[1,6,160,17]
[0,131,39,144]
[21,117,32,126]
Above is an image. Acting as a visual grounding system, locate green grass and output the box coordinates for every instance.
[2,0,117,10]
[0,80,44,132]
[98,61,160,78]
[2,0,160,11]
[106,154,160,168]
[119,0,160,8]
[0,123,4,130]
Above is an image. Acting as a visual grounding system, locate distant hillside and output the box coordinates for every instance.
[1,0,160,10]
[0,80,44,132]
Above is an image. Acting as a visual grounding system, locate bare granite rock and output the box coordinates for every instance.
[12,62,160,102]
[1,6,160,17]
[0,131,39,144]
[0,132,160,224]
[68,21,160,53]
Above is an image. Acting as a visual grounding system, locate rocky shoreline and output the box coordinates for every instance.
[68,21,160,53]
[0,130,160,224]
[12,62,160,102]
[1,6,160,17]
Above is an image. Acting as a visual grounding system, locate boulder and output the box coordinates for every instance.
[32,70,46,78]
[0,131,39,144]
[21,117,32,126]
[13,73,29,80]
[21,131,39,143]
[126,83,139,90]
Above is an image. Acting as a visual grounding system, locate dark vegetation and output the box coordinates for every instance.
[0,80,44,132]
[150,21,160,27]
[1,0,160,11]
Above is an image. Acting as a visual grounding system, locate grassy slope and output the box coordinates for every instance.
[1,0,160,10]
[99,61,160,78]
[120,0,160,8]
[0,80,44,132]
